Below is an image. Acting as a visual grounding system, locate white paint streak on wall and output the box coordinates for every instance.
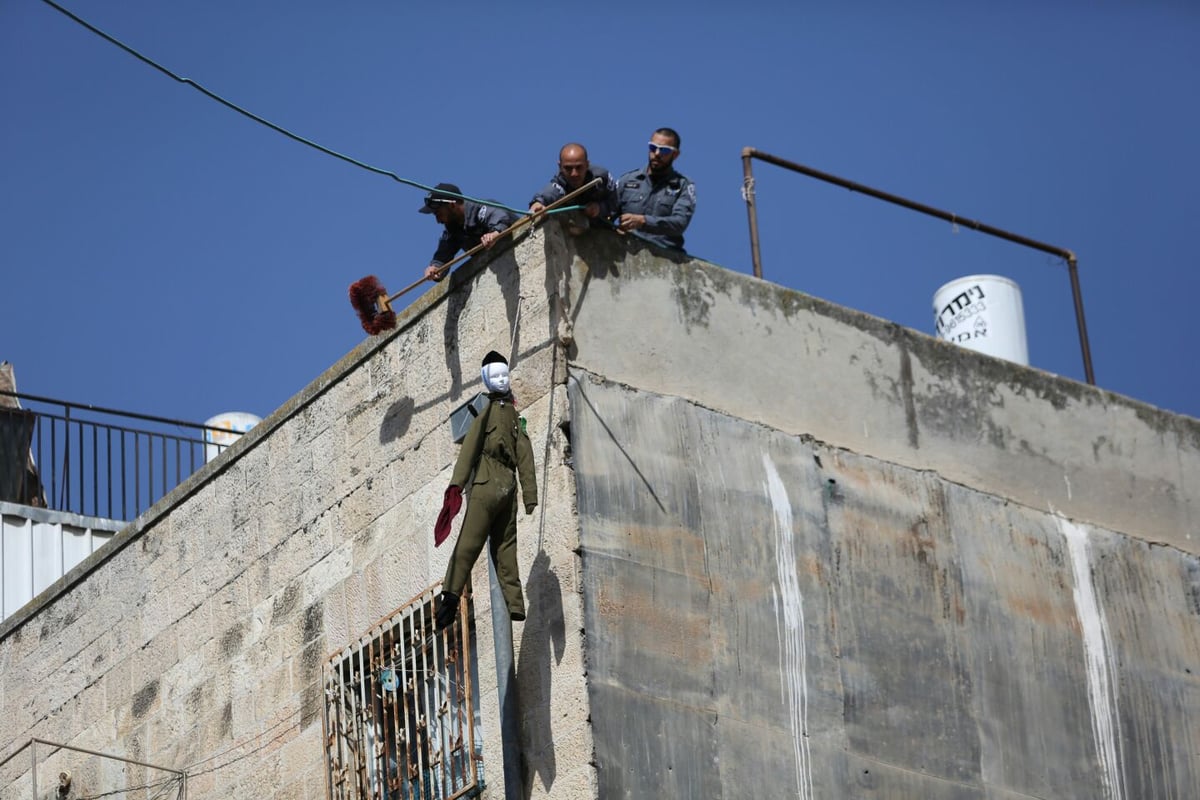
[763,453,814,800]
[1059,517,1125,800]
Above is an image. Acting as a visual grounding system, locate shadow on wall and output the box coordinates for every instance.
[378,245,527,446]
[443,247,525,398]
[541,223,626,351]
[517,549,567,797]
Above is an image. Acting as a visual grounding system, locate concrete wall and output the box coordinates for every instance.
[1,223,1196,799]
[570,374,1199,798]
[0,227,594,799]
[559,234,1199,798]
[563,234,1197,554]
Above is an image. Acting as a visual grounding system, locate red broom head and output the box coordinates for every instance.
[349,275,397,335]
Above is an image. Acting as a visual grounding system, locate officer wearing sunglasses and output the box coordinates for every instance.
[616,127,696,251]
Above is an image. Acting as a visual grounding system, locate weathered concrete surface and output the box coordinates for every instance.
[2,221,1197,800]
[563,233,1199,554]
[0,227,595,800]
[570,372,1200,799]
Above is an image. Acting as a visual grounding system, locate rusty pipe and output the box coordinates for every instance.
[740,147,1096,384]
[1066,254,1095,385]
[741,148,763,279]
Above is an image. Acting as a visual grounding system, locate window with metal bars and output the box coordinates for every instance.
[323,586,484,800]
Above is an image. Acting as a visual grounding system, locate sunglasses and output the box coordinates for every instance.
[647,142,678,155]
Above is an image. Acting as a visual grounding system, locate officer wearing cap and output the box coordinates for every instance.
[529,143,620,234]
[435,351,538,629]
[419,183,519,281]
[616,127,696,251]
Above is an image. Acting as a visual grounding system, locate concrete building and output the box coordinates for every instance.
[1,225,1196,799]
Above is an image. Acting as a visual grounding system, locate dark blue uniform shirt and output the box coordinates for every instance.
[531,166,621,220]
[431,200,519,267]
[616,166,696,251]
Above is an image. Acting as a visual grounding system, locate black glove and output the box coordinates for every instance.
[435,592,459,631]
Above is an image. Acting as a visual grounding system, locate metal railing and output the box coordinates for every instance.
[0,390,247,522]
[740,147,1095,384]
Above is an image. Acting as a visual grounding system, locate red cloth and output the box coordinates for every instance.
[434,485,463,547]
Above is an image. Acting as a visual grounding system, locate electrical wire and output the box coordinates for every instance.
[36,0,583,218]
[72,773,182,800]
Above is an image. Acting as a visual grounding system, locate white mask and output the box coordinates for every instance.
[482,362,510,394]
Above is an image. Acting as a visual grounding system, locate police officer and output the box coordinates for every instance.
[616,127,696,251]
[435,351,538,629]
[530,143,620,234]
[419,183,519,282]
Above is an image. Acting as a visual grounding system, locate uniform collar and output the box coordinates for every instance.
[645,164,679,184]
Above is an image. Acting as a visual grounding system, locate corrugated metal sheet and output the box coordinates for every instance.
[0,501,122,621]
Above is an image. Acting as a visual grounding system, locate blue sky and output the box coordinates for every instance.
[3,1,1198,426]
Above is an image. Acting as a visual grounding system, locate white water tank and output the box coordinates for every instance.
[203,412,262,463]
[933,274,1029,366]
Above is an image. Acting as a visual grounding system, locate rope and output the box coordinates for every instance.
[509,295,523,363]
[36,0,584,218]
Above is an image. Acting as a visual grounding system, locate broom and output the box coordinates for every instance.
[349,177,603,334]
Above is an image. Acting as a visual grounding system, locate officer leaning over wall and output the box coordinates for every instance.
[616,127,696,251]
[434,351,538,630]
[530,142,620,235]
[420,183,519,282]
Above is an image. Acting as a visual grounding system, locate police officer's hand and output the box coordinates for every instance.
[619,213,646,231]
[425,264,446,281]
[525,503,536,516]
[584,202,600,218]
[529,202,547,215]
[481,231,501,249]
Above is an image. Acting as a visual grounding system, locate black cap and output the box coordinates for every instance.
[418,183,463,213]
[481,350,508,367]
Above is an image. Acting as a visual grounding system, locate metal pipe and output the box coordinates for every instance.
[741,147,1096,384]
[740,148,763,279]
[487,553,523,800]
[1066,255,1096,385]
[30,737,188,774]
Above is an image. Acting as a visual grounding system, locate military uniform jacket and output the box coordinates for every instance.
[451,395,537,509]
[531,166,621,219]
[431,200,520,267]
[616,166,696,250]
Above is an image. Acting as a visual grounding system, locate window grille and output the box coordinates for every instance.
[323,586,483,800]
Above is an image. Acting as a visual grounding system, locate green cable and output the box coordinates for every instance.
[37,0,584,218]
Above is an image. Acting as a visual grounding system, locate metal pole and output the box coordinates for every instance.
[741,148,764,279]
[30,738,189,774]
[31,739,37,800]
[487,554,523,800]
[1066,255,1096,385]
[741,147,1096,384]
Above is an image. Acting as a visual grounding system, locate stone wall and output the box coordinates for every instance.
[2,223,1197,799]
[0,226,595,799]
